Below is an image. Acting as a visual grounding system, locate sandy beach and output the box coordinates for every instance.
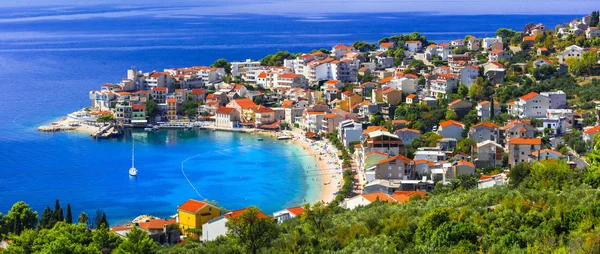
[257,129,340,204]
[38,116,101,134]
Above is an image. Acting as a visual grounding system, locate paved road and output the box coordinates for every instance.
[549,137,589,168]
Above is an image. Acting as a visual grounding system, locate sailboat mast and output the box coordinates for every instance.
[132,138,135,168]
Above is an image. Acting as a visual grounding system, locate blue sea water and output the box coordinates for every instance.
[0,6,582,223]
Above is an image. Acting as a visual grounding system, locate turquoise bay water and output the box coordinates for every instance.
[0,128,320,224]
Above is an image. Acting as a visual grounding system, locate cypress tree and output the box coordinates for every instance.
[65,204,72,224]
[99,212,109,229]
[590,11,599,27]
[57,207,64,222]
[40,206,53,229]
[53,199,63,222]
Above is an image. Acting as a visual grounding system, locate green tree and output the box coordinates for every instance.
[210,58,231,75]
[145,100,159,122]
[93,225,123,254]
[96,114,114,123]
[457,84,468,97]
[78,212,88,226]
[4,201,38,235]
[445,110,458,120]
[226,207,278,254]
[180,101,200,119]
[65,204,72,224]
[352,41,377,52]
[114,226,158,254]
[456,138,476,154]
[40,206,54,229]
[590,11,599,27]
[496,28,518,41]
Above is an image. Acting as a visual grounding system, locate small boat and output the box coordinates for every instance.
[257,137,264,141]
[129,139,138,177]
[144,127,153,132]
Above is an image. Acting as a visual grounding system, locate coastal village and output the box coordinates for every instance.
[15,11,600,250]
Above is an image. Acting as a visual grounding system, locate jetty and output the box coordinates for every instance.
[91,123,124,139]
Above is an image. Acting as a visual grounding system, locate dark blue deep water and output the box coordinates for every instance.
[0,6,582,223]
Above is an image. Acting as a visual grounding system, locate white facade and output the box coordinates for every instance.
[338,120,363,147]
[231,59,261,77]
[201,217,228,242]
[540,91,567,109]
[482,36,502,49]
[510,92,550,118]
[459,66,479,88]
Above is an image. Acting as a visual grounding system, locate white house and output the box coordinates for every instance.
[587,27,600,39]
[533,58,553,68]
[482,36,502,49]
[488,50,510,62]
[231,59,261,77]
[437,120,465,140]
[540,90,567,109]
[509,92,550,118]
[202,208,267,241]
[273,206,305,224]
[476,101,500,119]
[331,44,356,59]
[459,66,479,88]
[341,192,398,210]
[584,126,600,143]
[558,45,585,64]
[338,120,363,147]
[426,74,458,98]
[405,41,423,52]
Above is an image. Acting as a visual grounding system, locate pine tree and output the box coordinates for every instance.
[57,207,64,222]
[40,206,53,229]
[65,204,72,224]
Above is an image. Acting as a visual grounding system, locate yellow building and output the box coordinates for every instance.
[166,98,177,121]
[177,199,221,236]
[338,94,363,112]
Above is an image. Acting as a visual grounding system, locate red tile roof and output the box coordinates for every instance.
[406,94,416,99]
[333,44,353,49]
[391,191,426,203]
[380,76,393,83]
[217,107,235,114]
[523,35,536,41]
[178,199,207,213]
[440,120,464,128]
[380,42,393,48]
[138,219,177,231]
[584,126,600,135]
[286,206,305,216]
[472,121,498,129]
[224,208,267,219]
[456,160,475,168]
[253,105,274,113]
[509,138,542,145]
[257,72,267,78]
[152,87,167,91]
[191,88,205,95]
[278,73,301,79]
[490,49,505,54]
[377,154,412,165]
[361,192,397,203]
[232,98,258,109]
[166,98,177,103]
[520,92,539,101]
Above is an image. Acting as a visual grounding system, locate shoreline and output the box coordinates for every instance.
[40,111,337,206]
[257,129,339,204]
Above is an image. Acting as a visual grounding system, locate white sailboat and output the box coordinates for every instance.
[129,139,138,176]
